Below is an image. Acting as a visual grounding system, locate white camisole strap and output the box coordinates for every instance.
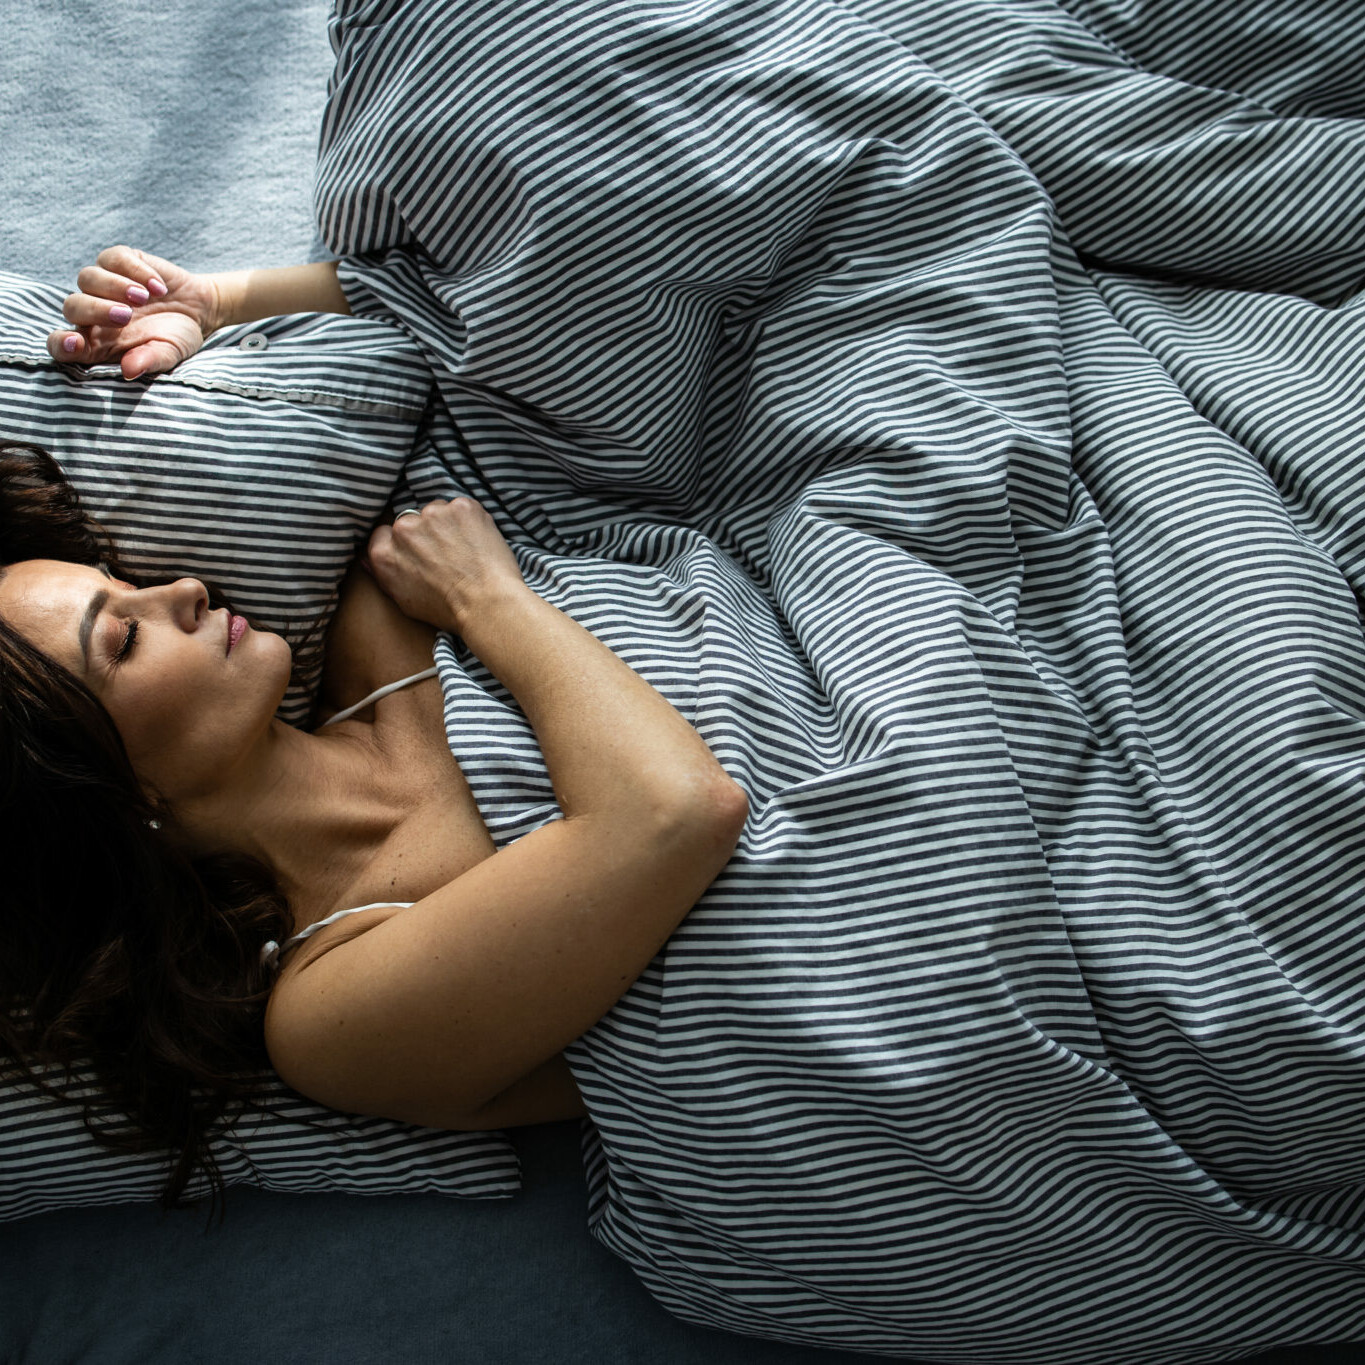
[262,902,416,971]
[262,666,437,970]
[317,665,439,727]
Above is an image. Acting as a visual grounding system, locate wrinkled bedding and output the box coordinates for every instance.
[313,1,1365,1360]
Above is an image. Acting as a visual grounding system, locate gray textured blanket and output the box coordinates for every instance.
[0,0,332,284]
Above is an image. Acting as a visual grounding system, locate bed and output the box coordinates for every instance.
[2,1,1363,1362]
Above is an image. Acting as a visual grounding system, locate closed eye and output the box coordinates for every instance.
[112,618,139,665]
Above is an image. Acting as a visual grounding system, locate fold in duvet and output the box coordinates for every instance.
[315,2,1365,1360]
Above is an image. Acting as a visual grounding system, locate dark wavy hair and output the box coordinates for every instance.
[0,440,307,1226]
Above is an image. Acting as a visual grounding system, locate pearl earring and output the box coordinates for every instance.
[146,818,162,831]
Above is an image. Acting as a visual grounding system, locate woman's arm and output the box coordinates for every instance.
[265,499,748,1129]
[48,245,349,379]
[367,499,740,836]
[207,261,351,330]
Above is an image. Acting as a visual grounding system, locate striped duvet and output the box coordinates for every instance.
[313,0,1365,1359]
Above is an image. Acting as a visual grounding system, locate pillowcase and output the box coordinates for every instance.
[0,1057,520,1223]
[0,269,434,725]
[0,271,522,1211]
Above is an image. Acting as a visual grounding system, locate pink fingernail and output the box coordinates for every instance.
[127,284,149,305]
[62,335,79,353]
[109,304,132,324]
[147,277,167,297]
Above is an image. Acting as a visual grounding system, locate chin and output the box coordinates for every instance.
[247,628,297,695]
[267,633,297,678]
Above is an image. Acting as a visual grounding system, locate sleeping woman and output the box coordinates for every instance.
[0,246,748,1214]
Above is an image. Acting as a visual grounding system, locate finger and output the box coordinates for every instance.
[48,329,88,362]
[120,338,185,381]
[77,264,156,307]
[94,245,171,297]
[367,523,395,561]
[363,527,400,599]
[63,291,135,329]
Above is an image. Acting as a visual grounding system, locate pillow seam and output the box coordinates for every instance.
[156,371,428,417]
[0,353,428,418]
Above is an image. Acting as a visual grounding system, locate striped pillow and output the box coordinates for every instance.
[0,272,522,1214]
[0,269,433,725]
[0,1057,519,1222]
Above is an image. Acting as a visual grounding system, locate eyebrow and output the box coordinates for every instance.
[79,588,110,666]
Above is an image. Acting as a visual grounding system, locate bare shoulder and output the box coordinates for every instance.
[263,904,586,1130]
[258,817,664,1131]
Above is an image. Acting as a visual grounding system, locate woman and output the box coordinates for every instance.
[0,245,748,1214]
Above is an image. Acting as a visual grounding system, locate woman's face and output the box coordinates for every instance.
[0,559,292,802]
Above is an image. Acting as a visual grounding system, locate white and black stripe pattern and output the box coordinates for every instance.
[0,1055,518,1223]
[1055,0,1365,121]
[317,1,1365,1360]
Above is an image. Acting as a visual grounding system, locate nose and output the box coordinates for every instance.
[148,577,210,632]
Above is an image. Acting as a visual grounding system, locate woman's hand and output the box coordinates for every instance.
[47,245,220,380]
[365,499,528,634]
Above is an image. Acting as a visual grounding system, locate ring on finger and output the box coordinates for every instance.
[395,507,422,521]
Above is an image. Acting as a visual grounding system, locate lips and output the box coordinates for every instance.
[227,614,248,653]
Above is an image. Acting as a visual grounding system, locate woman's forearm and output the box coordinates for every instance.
[460,583,745,828]
[368,496,747,833]
[208,261,351,332]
